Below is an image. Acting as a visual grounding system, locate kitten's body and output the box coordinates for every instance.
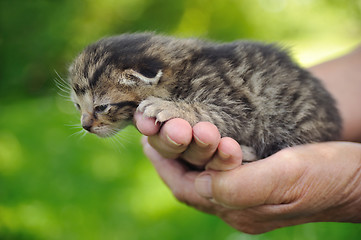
[69,33,341,160]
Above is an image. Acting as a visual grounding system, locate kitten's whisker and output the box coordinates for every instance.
[79,130,88,139]
[109,129,124,141]
[116,127,137,144]
[67,125,83,130]
[65,124,82,127]
[115,132,132,145]
[110,135,125,150]
[57,92,72,99]
[55,86,71,96]
[64,122,81,127]
[54,70,73,102]
[55,79,72,92]
[110,128,135,147]
[101,132,124,152]
[68,129,85,139]
[63,98,75,103]
[54,77,72,92]
[54,70,71,87]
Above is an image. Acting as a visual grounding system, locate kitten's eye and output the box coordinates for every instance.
[75,103,81,110]
[94,104,109,113]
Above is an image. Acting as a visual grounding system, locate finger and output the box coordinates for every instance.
[195,151,305,209]
[134,111,160,136]
[142,139,216,212]
[205,137,243,171]
[181,122,221,167]
[147,118,193,159]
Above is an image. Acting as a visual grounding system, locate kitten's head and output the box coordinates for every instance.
[68,33,165,137]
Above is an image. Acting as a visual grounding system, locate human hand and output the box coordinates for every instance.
[135,113,361,234]
[134,111,244,170]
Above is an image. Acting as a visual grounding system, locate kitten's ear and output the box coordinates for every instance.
[119,69,163,86]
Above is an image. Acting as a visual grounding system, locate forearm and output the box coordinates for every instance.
[309,46,361,142]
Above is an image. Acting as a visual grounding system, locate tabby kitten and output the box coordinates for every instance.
[68,33,341,161]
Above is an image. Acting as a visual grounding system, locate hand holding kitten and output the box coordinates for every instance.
[135,113,361,234]
[68,33,361,233]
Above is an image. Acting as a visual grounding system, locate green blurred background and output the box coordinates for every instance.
[1,0,360,239]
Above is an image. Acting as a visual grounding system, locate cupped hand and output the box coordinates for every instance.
[134,112,361,234]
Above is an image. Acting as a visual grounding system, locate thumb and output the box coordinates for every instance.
[194,151,305,209]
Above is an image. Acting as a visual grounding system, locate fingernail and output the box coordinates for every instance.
[166,134,182,147]
[218,150,230,159]
[194,134,209,148]
[195,174,213,199]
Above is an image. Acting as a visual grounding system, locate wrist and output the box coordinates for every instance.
[336,152,361,223]
[311,142,361,223]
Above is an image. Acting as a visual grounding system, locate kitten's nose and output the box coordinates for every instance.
[82,124,92,132]
[81,114,93,132]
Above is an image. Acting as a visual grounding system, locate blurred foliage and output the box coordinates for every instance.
[1,0,361,100]
[0,0,361,239]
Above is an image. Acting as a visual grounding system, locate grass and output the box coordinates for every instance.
[0,95,360,239]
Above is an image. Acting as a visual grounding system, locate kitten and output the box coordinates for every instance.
[68,33,342,161]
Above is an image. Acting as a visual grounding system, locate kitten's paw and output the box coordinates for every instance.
[240,145,258,162]
[137,97,180,123]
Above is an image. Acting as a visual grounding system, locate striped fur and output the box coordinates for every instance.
[68,33,342,159]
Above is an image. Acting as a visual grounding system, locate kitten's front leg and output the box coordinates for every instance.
[137,96,202,125]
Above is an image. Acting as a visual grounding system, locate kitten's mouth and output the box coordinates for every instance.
[81,112,130,137]
[84,128,116,138]
[82,122,129,138]
[83,125,116,138]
